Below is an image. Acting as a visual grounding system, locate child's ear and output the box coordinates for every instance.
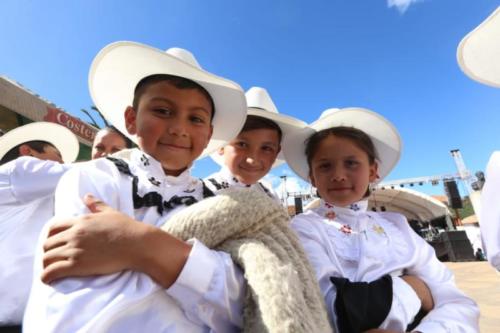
[309,171,317,188]
[18,144,32,157]
[217,145,225,156]
[369,162,379,182]
[124,106,137,135]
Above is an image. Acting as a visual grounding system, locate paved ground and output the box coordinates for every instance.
[445,262,500,332]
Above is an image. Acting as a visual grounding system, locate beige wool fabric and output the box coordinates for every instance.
[162,188,333,333]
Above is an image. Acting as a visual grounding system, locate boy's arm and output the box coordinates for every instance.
[406,231,480,332]
[31,167,245,332]
[0,157,70,205]
[480,151,500,270]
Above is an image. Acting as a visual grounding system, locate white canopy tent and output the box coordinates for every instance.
[369,187,451,222]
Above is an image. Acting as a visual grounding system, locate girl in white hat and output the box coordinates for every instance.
[0,122,79,331]
[205,86,305,200]
[284,108,479,332]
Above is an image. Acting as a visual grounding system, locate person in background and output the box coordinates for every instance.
[0,122,79,332]
[457,6,500,271]
[206,86,305,201]
[91,125,132,159]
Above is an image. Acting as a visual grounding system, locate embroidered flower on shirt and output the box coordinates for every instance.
[141,154,150,166]
[183,188,195,193]
[340,224,353,234]
[148,177,161,186]
[372,224,386,236]
[349,203,360,211]
[325,211,336,220]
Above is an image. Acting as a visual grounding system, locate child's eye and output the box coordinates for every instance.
[318,162,331,171]
[235,141,248,148]
[190,115,206,124]
[345,160,359,168]
[262,145,276,153]
[153,108,173,116]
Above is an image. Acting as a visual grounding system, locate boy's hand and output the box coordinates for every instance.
[401,275,434,312]
[41,194,146,284]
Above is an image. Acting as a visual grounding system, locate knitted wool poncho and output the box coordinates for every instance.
[162,188,333,333]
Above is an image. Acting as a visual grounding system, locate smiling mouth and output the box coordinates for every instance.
[329,187,352,191]
[160,142,190,150]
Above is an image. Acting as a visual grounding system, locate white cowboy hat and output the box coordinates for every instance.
[89,41,247,158]
[211,86,306,167]
[457,6,500,88]
[283,107,402,183]
[0,122,79,163]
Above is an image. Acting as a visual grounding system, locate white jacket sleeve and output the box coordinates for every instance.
[24,162,245,333]
[407,231,480,332]
[480,151,500,270]
[0,157,70,205]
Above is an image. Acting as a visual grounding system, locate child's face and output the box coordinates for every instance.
[309,134,378,207]
[218,128,280,185]
[23,144,63,163]
[92,130,128,159]
[125,81,213,176]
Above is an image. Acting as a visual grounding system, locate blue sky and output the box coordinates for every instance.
[1,0,500,197]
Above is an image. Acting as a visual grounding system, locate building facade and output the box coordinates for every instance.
[0,76,98,160]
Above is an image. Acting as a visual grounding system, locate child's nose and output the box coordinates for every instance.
[168,119,188,136]
[330,168,346,182]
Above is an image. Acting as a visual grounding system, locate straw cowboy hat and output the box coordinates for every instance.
[89,41,247,158]
[211,86,306,167]
[283,107,402,182]
[0,122,79,162]
[457,6,500,88]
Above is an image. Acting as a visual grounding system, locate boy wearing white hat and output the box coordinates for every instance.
[284,108,479,332]
[24,42,252,332]
[205,86,305,200]
[0,122,79,330]
[458,6,500,271]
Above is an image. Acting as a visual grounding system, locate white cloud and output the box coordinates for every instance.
[387,0,421,14]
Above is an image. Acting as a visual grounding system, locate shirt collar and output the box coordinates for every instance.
[316,199,368,217]
[130,148,193,186]
[219,166,252,188]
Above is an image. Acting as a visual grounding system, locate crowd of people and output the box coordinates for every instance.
[1,6,499,333]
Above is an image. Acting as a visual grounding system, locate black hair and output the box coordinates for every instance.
[241,115,282,143]
[99,126,133,148]
[132,74,215,121]
[0,140,56,165]
[305,126,378,198]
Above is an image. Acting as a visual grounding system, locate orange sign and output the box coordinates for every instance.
[43,107,96,142]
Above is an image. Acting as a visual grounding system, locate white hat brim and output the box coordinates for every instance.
[283,108,401,182]
[89,41,247,158]
[0,122,79,163]
[210,107,306,168]
[457,7,500,88]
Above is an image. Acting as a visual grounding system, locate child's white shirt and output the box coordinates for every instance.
[291,199,479,332]
[480,151,500,270]
[0,157,70,325]
[204,166,280,202]
[23,149,245,333]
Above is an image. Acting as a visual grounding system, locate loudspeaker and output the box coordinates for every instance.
[431,231,474,261]
[444,180,462,209]
[294,197,303,215]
